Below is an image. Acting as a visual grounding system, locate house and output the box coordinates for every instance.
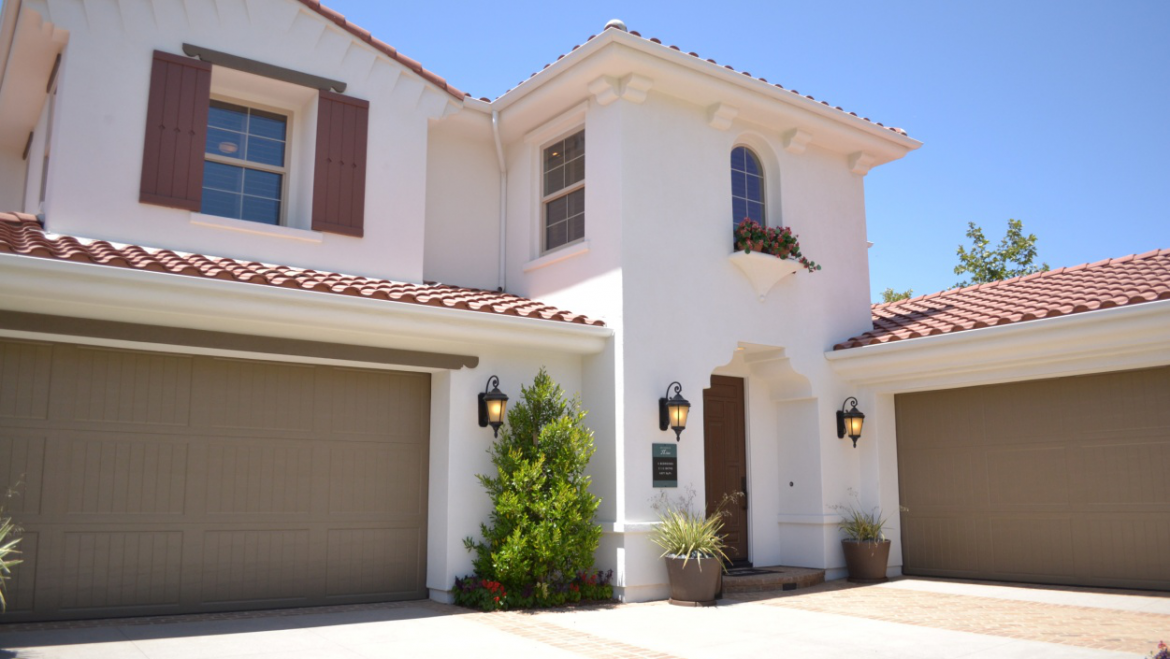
[0,0,1166,623]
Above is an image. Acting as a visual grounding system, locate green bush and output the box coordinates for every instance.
[457,368,606,610]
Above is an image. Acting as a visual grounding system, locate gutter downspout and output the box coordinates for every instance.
[491,109,507,292]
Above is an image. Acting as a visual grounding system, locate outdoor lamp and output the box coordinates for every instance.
[478,376,509,437]
[659,381,691,441]
[837,397,865,448]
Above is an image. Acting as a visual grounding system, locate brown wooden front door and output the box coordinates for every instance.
[703,375,749,564]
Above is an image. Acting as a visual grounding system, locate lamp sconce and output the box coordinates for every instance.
[658,381,691,441]
[478,375,509,438]
[836,397,865,448]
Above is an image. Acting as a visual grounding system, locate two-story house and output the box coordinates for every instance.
[0,0,1167,622]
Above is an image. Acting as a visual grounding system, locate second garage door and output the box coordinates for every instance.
[896,366,1170,591]
[0,338,431,622]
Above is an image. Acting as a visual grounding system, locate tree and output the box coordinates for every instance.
[462,368,602,604]
[880,288,914,303]
[953,219,1048,288]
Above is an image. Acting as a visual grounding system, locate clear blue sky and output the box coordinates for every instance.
[328,0,1170,303]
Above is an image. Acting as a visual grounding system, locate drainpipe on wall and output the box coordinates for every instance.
[491,109,507,293]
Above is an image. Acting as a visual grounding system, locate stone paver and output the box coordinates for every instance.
[1,578,1167,658]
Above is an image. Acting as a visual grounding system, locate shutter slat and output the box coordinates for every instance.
[312,91,368,237]
[139,51,211,211]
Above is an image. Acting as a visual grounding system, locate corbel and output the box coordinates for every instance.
[781,128,813,155]
[707,102,738,131]
[619,74,653,104]
[848,151,876,176]
[588,75,621,106]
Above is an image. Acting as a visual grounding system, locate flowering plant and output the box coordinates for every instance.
[734,219,822,272]
[1151,641,1169,659]
[453,570,613,611]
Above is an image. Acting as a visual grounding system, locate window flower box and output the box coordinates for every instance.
[730,219,821,301]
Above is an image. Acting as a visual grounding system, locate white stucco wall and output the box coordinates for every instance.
[20,0,459,283]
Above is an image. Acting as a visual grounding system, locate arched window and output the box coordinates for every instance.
[731,146,765,229]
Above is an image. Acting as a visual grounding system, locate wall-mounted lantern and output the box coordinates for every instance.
[659,381,691,441]
[837,397,865,448]
[478,376,509,438]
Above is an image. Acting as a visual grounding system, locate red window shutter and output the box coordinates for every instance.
[139,51,212,211]
[312,91,369,237]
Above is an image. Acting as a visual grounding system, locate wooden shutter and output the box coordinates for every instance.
[139,51,212,211]
[312,91,369,237]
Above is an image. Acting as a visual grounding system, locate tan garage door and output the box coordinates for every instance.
[896,366,1170,591]
[0,338,430,622]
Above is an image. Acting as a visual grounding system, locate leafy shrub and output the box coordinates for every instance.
[457,369,606,610]
[453,570,613,610]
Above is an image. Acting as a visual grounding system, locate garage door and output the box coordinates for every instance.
[0,338,430,622]
[896,366,1170,591]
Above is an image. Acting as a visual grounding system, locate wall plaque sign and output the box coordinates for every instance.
[652,443,677,488]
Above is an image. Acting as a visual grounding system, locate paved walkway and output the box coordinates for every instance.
[1,578,1167,658]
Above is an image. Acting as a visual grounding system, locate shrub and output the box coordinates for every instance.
[457,368,606,610]
[0,485,23,612]
[649,487,741,567]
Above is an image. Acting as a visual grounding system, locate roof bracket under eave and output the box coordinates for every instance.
[182,43,347,93]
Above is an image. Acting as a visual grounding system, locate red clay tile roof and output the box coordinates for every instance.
[0,212,604,327]
[834,249,1170,350]
[295,0,466,100]
[494,25,909,137]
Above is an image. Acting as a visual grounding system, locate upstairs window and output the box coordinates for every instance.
[731,146,765,229]
[202,101,288,225]
[542,129,585,251]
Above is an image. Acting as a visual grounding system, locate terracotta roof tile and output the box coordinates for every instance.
[496,25,909,137]
[293,0,465,99]
[0,213,604,327]
[834,249,1170,350]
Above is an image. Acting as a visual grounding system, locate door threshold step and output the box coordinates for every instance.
[722,566,825,593]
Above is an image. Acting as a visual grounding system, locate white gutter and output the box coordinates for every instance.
[825,299,1170,391]
[0,254,612,355]
[492,109,507,292]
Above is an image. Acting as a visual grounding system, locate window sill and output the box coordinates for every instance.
[728,250,800,302]
[523,240,590,273]
[190,213,324,243]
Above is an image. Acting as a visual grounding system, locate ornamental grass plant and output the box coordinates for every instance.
[649,488,742,568]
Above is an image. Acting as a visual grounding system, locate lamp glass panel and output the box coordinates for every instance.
[670,403,690,430]
[846,415,864,438]
[486,399,506,424]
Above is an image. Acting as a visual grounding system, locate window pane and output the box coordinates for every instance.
[248,109,287,141]
[746,174,762,203]
[544,141,565,172]
[202,188,242,219]
[731,171,746,199]
[567,214,584,243]
[546,221,567,250]
[544,167,565,197]
[245,136,285,166]
[209,101,247,132]
[743,150,761,176]
[566,188,585,217]
[564,130,585,161]
[565,157,585,188]
[207,127,244,159]
[748,201,765,223]
[242,197,281,225]
[244,169,282,199]
[731,147,746,172]
[203,161,243,193]
[732,197,747,226]
[546,194,568,224]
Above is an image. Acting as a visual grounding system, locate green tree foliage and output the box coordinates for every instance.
[461,368,602,605]
[880,288,914,303]
[953,219,1048,288]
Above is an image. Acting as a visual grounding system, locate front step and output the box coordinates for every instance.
[722,566,825,593]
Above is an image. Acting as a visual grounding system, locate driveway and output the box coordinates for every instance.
[2,578,1168,658]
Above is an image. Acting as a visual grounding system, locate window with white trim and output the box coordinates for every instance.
[202,100,289,225]
[731,146,765,229]
[542,129,585,251]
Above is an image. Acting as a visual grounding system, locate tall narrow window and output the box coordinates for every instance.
[201,100,288,225]
[543,129,585,252]
[731,146,765,229]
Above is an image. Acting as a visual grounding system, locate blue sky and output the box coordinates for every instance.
[328,0,1170,303]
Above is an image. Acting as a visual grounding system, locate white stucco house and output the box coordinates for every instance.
[0,0,1166,622]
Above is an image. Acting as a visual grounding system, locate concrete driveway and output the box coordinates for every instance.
[2,578,1168,659]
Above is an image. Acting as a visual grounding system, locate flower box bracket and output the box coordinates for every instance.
[728,251,801,302]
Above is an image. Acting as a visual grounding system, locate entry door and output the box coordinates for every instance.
[703,375,749,564]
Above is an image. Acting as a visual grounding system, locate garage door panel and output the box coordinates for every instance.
[57,346,193,427]
[0,339,431,621]
[895,388,987,449]
[986,446,1069,507]
[897,366,1170,590]
[0,340,51,420]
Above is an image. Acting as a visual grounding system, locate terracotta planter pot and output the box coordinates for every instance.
[750,240,764,253]
[841,539,891,583]
[664,555,722,606]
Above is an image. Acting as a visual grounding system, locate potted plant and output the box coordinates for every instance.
[650,489,740,607]
[832,497,892,583]
[733,218,822,272]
